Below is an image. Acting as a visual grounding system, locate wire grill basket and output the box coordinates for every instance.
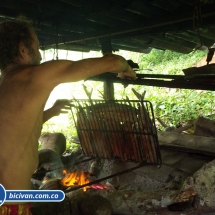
[70,100,161,165]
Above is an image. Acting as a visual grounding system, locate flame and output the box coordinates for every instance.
[61,169,111,192]
[61,169,90,192]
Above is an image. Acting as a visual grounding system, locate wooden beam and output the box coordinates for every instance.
[86,74,215,91]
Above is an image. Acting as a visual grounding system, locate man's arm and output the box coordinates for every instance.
[43,99,71,123]
[32,54,136,88]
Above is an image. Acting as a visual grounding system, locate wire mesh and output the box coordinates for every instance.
[70,100,161,165]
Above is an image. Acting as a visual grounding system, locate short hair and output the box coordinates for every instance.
[0,20,34,70]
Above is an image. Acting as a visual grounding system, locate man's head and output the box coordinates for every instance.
[0,20,41,70]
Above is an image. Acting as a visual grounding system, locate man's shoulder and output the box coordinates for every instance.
[0,65,42,87]
[3,65,37,77]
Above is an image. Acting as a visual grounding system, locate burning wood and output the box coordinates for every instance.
[60,169,110,192]
[61,169,90,192]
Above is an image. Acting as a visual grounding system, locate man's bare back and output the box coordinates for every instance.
[0,66,47,191]
[0,20,136,205]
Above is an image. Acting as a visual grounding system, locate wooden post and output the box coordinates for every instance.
[100,38,115,100]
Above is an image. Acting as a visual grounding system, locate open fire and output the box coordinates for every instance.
[61,169,90,191]
[60,169,109,192]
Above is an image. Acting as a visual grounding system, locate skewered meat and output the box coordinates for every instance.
[75,100,160,164]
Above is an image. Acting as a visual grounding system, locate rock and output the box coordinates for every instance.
[31,196,71,215]
[39,133,66,156]
[70,194,112,215]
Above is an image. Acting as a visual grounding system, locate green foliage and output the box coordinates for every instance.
[143,88,215,129]
[138,49,206,75]
[135,48,214,130]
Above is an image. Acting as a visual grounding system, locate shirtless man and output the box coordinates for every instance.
[0,20,136,213]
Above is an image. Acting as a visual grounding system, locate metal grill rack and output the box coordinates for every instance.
[70,99,161,165]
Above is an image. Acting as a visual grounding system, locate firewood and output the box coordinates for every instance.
[170,124,193,133]
[39,178,63,190]
[157,130,215,156]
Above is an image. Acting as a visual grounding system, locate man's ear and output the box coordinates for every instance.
[18,42,28,59]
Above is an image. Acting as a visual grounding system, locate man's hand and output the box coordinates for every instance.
[43,99,71,123]
[117,69,136,80]
[117,63,137,88]
[117,63,137,80]
[51,99,71,116]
